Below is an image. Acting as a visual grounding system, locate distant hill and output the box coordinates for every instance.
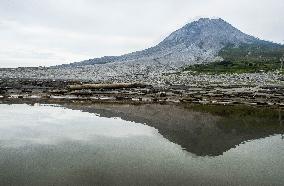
[62,18,282,69]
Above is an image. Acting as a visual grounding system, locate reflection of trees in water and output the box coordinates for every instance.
[279,109,283,126]
[280,110,284,139]
[63,103,284,157]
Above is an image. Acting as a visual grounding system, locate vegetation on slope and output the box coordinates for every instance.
[183,43,284,74]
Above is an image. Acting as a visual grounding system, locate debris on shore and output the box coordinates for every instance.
[0,78,283,108]
[68,83,146,90]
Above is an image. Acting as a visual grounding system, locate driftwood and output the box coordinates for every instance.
[68,83,146,90]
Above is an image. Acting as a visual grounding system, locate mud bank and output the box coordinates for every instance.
[0,78,283,108]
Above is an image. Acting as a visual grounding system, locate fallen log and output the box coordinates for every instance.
[68,83,146,90]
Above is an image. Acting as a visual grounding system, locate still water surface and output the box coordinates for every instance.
[0,104,283,186]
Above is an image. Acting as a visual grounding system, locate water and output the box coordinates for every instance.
[0,103,283,186]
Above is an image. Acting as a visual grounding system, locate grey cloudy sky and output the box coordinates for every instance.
[0,0,283,67]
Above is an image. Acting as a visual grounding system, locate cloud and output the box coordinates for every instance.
[0,0,283,67]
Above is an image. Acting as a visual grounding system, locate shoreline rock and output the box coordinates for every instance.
[0,78,283,109]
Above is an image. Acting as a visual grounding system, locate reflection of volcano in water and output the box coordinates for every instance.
[64,103,284,157]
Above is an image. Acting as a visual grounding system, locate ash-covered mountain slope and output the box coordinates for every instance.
[65,18,273,68]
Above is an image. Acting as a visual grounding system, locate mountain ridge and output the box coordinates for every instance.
[62,18,281,68]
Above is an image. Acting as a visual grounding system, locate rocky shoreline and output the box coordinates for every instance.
[0,77,283,108]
